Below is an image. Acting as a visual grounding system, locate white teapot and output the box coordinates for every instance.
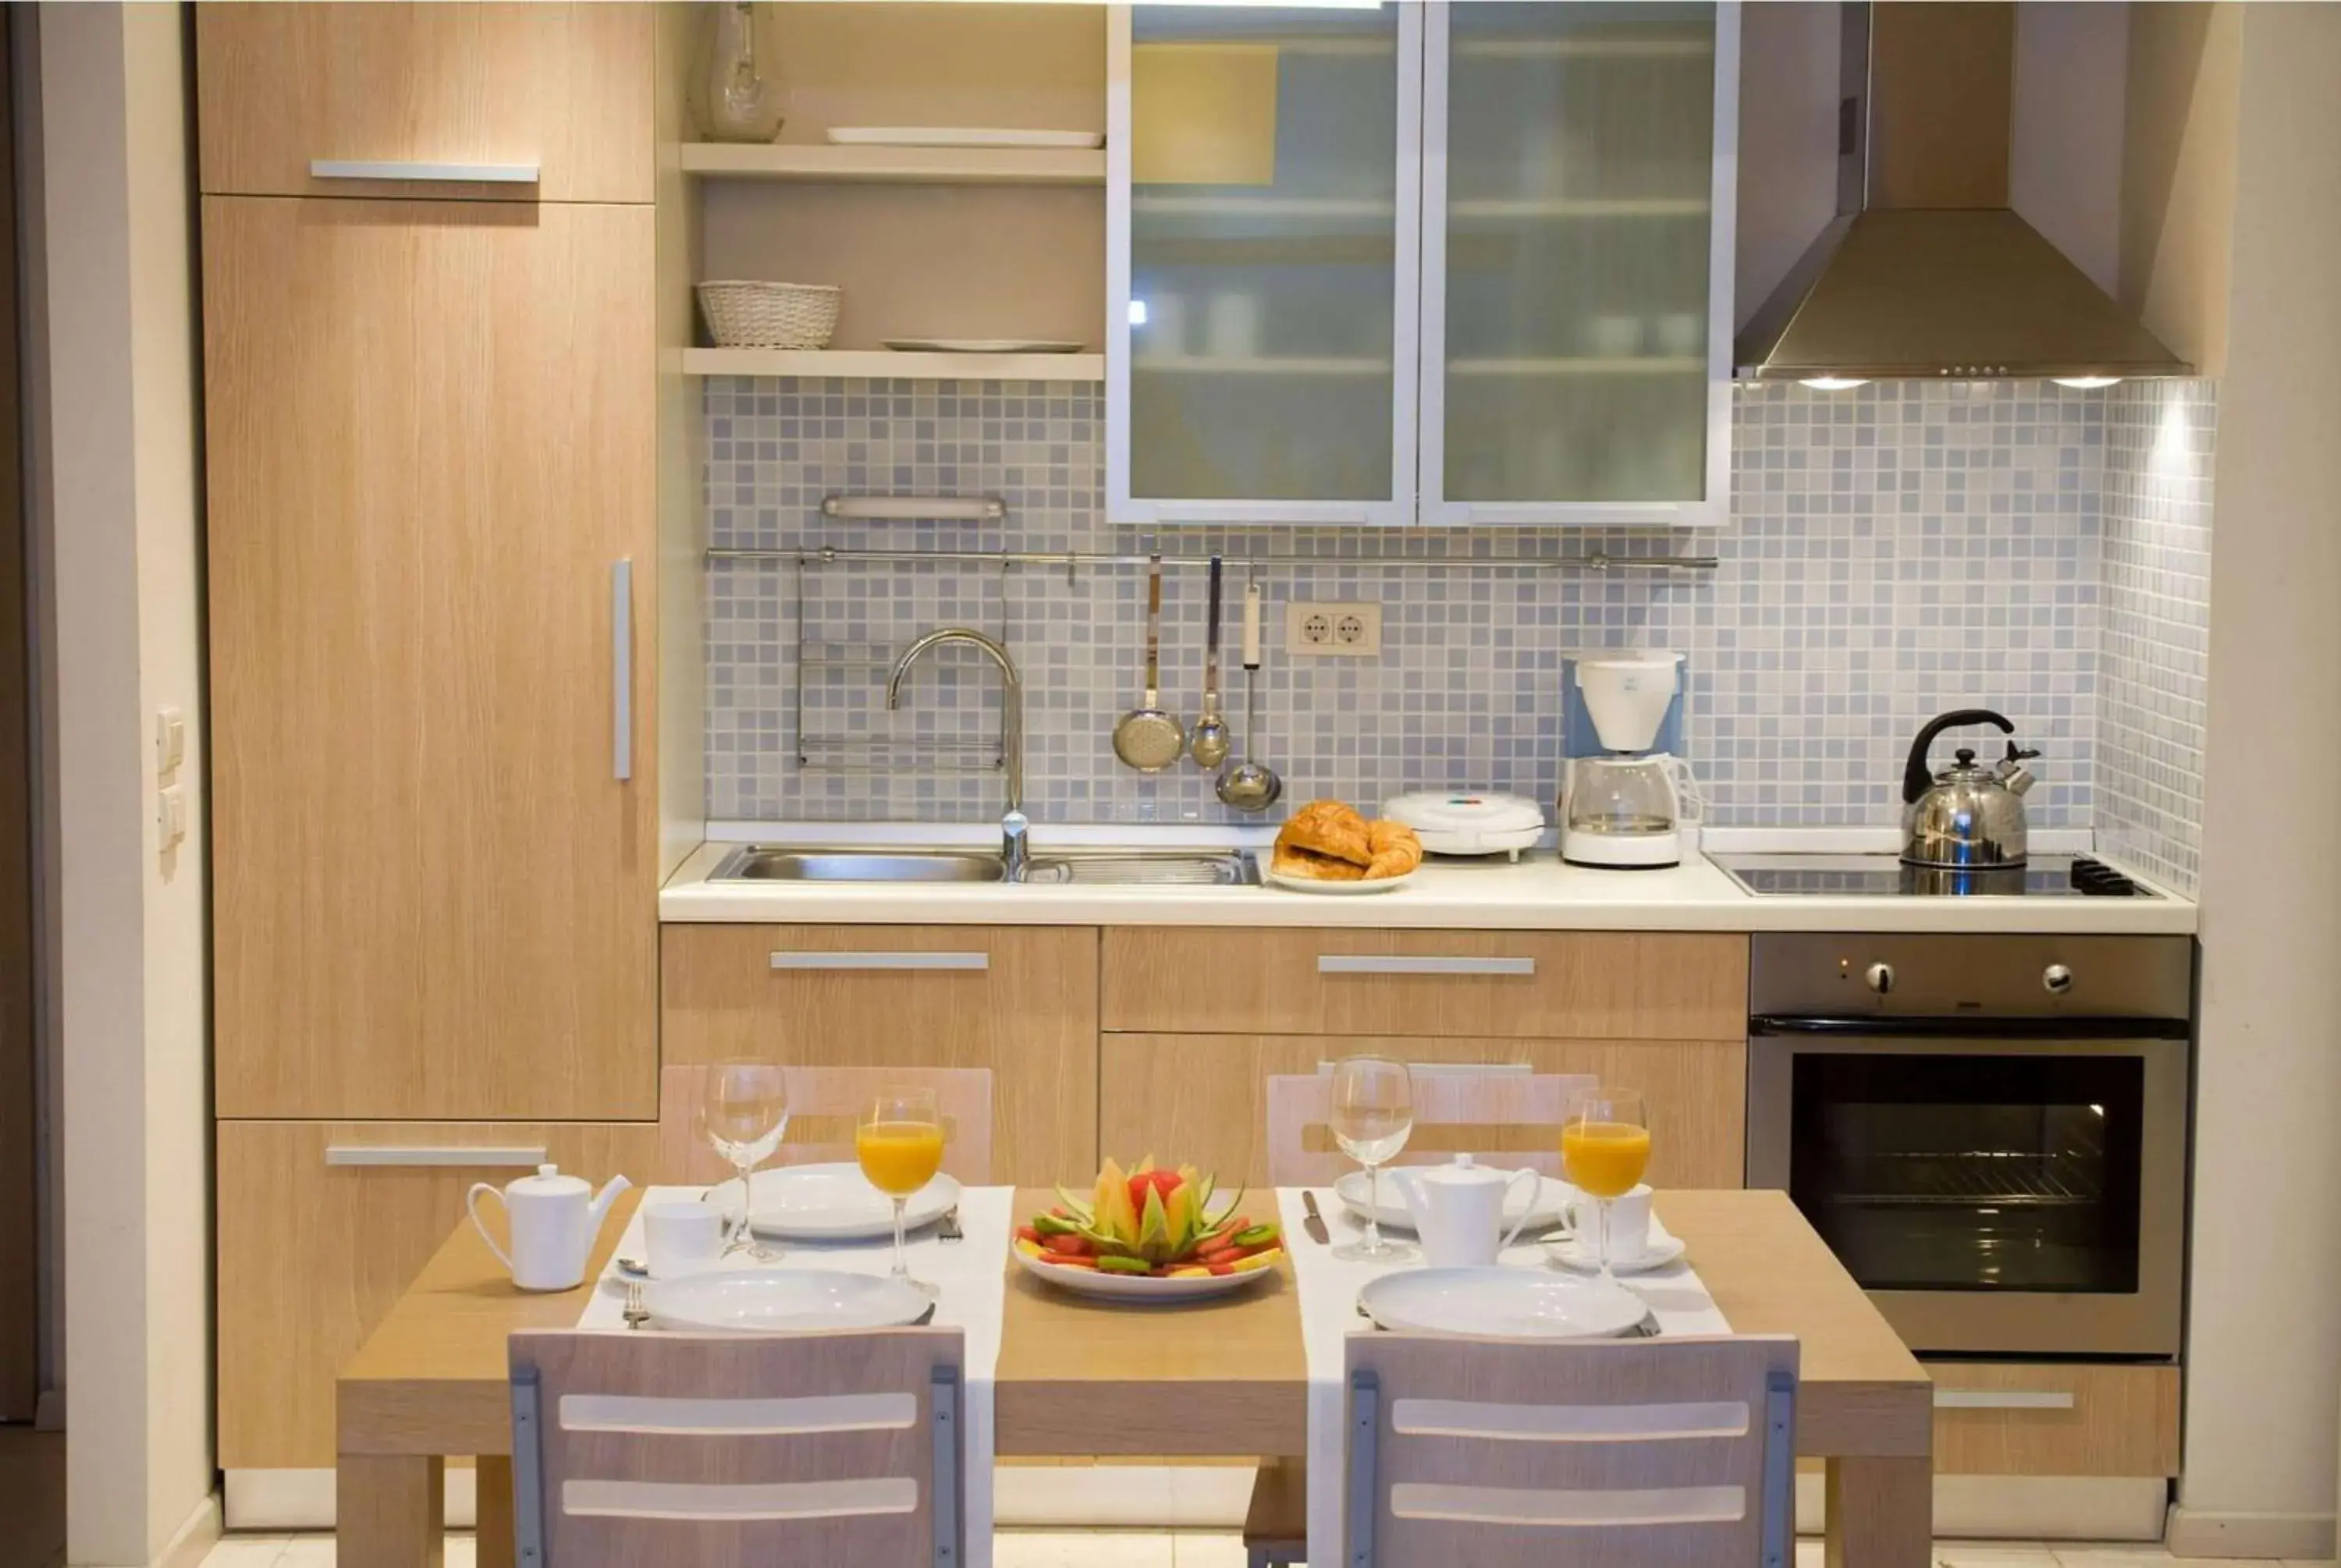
[1387,1155,1539,1268]
[467,1164,632,1291]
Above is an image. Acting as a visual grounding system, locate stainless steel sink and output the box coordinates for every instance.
[707,844,1259,887]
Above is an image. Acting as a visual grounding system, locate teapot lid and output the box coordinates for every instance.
[1419,1153,1505,1186]
[511,1163,588,1196]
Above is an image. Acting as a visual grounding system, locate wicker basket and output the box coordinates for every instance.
[696,280,842,350]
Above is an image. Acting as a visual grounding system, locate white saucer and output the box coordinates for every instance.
[1359,1267,1647,1339]
[1543,1233,1688,1275]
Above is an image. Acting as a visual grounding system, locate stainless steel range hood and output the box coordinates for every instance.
[1736,3,2190,382]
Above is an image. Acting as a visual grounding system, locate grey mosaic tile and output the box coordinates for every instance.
[704,378,2118,830]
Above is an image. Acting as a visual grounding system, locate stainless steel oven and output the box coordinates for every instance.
[1746,933,2192,1358]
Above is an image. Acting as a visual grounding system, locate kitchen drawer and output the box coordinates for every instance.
[1099,1034,1745,1190]
[218,1120,658,1469]
[1925,1362,2180,1477]
[1101,929,1748,1040]
[660,925,1099,1183]
[196,2,652,202]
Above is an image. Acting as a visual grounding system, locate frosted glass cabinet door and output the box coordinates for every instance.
[1420,2,1738,527]
[1108,4,1420,524]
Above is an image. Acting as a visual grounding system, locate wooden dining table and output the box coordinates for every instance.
[336,1187,1933,1567]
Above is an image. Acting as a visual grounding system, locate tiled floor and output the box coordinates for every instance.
[194,1534,2341,1568]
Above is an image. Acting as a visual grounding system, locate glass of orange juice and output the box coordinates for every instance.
[858,1087,946,1297]
[1561,1087,1650,1286]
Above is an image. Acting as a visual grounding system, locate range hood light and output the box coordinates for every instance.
[2052,377,2123,390]
[1800,377,1870,392]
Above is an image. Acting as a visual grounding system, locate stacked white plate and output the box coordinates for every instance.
[645,1268,932,1332]
[707,1164,960,1241]
[1359,1268,1648,1339]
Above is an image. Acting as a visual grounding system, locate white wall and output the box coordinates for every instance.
[30,4,213,1565]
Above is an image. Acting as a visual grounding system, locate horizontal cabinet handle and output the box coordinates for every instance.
[308,159,541,184]
[769,952,989,973]
[325,1145,547,1169]
[1932,1389,2076,1412]
[1316,955,1536,977]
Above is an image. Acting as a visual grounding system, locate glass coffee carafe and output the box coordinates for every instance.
[1565,754,1683,839]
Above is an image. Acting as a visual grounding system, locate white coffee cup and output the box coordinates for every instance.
[1206,291,1263,359]
[643,1201,725,1280]
[1563,1183,1654,1265]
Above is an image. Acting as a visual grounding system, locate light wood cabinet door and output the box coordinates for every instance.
[217,1120,659,1469]
[1102,928,1748,1039]
[195,2,652,202]
[1099,1034,1746,1190]
[1925,1362,2180,1478]
[207,197,657,1119]
[661,925,1100,1184]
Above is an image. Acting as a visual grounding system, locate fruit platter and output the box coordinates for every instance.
[1012,1158,1285,1301]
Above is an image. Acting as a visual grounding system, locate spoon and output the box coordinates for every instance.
[1112,555,1186,772]
[1188,557,1232,771]
[1217,579,1284,811]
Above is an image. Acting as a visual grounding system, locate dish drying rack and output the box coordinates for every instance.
[790,553,1011,774]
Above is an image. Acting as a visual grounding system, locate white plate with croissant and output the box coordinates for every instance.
[1266,801,1423,893]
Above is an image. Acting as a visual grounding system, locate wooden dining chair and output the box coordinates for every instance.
[508,1326,966,1568]
[1264,1070,1597,1186]
[656,1065,993,1183]
[1345,1332,1799,1568]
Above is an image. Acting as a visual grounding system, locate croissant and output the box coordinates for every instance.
[1364,821,1424,880]
[1277,800,1373,867]
[1272,844,1366,882]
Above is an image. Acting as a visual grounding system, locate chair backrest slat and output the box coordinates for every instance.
[1347,1333,1798,1568]
[656,1065,993,1183]
[1266,1070,1596,1185]
[511,1327,964,1568]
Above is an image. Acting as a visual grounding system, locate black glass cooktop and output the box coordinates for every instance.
[1711,853,2160,899]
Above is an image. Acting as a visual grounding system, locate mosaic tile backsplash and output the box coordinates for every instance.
[705,378,2190,842]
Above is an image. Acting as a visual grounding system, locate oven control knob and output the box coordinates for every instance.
[1863,962,1896,995]
[2043,963,2075,995]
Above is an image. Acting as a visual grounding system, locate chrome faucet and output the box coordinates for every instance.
[885,627,1028,882]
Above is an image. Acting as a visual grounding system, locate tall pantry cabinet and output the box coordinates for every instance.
[197,4,664,1520]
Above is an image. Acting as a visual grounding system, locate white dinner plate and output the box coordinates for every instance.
[1359,1268,1648,1339]
[708,1164,960,1241]
[1266,867,1418,895]
[1334,1169,1576,1235]
[644,1268,932,1333]
[1012,1243,1276,1303]
[828,127,1105,150]
[883,338,1087,355]
[1543,1231,1689,1276]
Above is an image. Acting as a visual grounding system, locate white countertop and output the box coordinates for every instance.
[659,824,2198,935]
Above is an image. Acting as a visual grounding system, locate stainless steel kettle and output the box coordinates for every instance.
[1899,708,2041,867]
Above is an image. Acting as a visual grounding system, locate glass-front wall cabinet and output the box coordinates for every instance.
[1108,2,1735,527]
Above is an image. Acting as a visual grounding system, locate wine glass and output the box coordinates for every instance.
[857,1086,946,1298]
[1561,1087,1650,1286]
[1329,1055,1416,1262]
[702,1061,789,1259]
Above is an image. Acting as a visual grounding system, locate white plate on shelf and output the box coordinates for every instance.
[1266,867,1418,896]
[707,1164,959,1241]
[1012,1243,1276,1302]
[1334,1170,1575,1235]
[1359,1268,1648,1340]
[644,1268,932,1333]
[1543,1230,1689,1276]
[828,126,1104,150]
[883,338,1087,355]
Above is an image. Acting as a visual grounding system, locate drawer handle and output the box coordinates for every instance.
[769,952,990,972]
[308,159,541,184]
[325,1145,548,1169]
[1316,956,1536,977]
[1933,1390,2077,1411]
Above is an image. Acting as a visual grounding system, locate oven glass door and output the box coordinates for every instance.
[1785,1050,2146,1295]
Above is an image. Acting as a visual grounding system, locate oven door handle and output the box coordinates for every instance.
[1751,1015,2190,1041]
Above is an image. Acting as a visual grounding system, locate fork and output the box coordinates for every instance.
[938,1207,964,1243]
[623,1280,648,1331]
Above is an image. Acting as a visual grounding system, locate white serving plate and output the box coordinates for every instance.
[644,1268,932,1333]
[1543,1229,1688,1276]
[708,1164,960,1241]
[1266,866,1418,896]
[1012,1243,1275,1302]
[883,338,1086,355]
[1359,1268,1647,1339]
[828,126,1104,149]
[1334,1169,1575,1235]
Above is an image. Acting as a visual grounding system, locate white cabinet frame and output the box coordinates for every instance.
[1106,4,1425,527]
[1416,1,1740,528]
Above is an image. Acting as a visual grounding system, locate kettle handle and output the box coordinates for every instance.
[466,1183,517,1275]
[1902,708,2014,804]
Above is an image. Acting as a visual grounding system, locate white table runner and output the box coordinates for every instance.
[1276,1185,1733,1567]
[577,1184,1014,1568]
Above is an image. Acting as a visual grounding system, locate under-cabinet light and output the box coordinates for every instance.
[2053,377,2123,389]
[1799,377,1870,392]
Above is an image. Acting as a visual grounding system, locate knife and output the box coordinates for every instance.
[1302,1190,1331,1245]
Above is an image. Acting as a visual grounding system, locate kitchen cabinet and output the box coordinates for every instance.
[195,2,653,203]
[1923,1362,2180,1478]
[205,196,659,1120]
[217,1120,659,1470]
[660,925,1101,1184]
[1099,1034,1746,1190]
[1107,2,1737,527]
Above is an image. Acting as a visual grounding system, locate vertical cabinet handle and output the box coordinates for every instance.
[324,1145,548,1168]
[1932,1390,2076,1411]
[1316,955,1536,977]
[611,559,633,781]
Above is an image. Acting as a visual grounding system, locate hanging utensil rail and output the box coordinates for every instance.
[709,546,1720,571]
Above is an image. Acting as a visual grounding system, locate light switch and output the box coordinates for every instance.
[155,706,186,775]
[157,784,186,850]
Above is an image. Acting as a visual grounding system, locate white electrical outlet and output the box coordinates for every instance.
[1286,601,1383,656]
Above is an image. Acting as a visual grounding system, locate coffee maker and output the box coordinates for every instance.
[1560,651,1690,869]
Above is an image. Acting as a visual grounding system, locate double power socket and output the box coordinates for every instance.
[1284,601,1384,657]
